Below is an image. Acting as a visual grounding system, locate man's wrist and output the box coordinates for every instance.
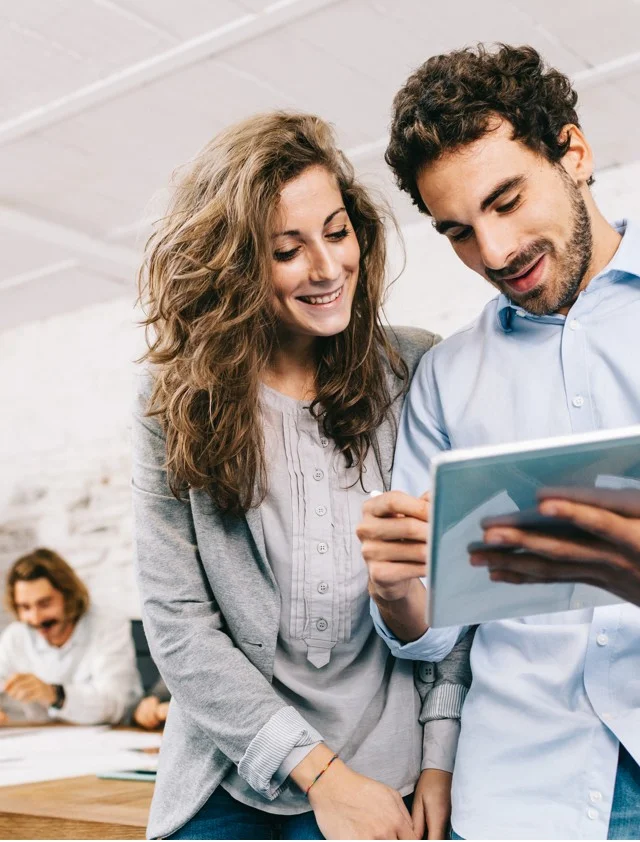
[374,578,428,642]
[49,684,65,709]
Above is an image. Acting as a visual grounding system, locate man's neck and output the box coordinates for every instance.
[583,211,623,288]
[556,209,623,316]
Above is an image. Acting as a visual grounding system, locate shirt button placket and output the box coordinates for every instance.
[561,314,592,433]
[307,439,333,649]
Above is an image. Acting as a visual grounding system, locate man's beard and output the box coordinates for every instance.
[487,176,593,316]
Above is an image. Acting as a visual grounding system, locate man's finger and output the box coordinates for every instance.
[367,560,427,587]
[538,499,640,551]
[481,527,618,565]
[362,490,429,521]
[358,514,428,543]
[476,551,614,588]
[362,539,427,565]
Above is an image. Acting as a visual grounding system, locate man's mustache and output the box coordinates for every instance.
[29,619,59,631]
[486,239,554,284]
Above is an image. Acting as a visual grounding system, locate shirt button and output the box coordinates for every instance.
[596,633,609,646]
[587,808,598,820]
[589,791,603,803]
[317,581,329,594]
[317,542,328,554]
[572,395,585,408]
[516,309,526,317]
[316,618,328,632]
[320,437,329,447]
[569,319,580,331]
[313,469,324,481]
[315,505,327,517]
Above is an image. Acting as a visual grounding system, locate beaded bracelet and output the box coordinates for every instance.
[305,752,339,796]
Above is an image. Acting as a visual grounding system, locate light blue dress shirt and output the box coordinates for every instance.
[372,220,640,839]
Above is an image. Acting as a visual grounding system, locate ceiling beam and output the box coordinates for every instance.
[573,50,640,90]
[0,206,139,285]
[0,0,341,148]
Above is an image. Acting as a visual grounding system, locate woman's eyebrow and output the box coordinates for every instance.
[272,206,346,238]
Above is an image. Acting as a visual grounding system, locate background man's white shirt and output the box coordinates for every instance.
[0,606,142,724]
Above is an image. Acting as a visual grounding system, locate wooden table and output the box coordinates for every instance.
[0,773,153,839]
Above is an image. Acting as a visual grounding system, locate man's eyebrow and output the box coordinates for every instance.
[433,218,465,236]
[433,176,526,235]
[272,206,346,239]
[480,175,525,212]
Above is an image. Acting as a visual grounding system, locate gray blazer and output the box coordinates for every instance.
[132,327,470,839]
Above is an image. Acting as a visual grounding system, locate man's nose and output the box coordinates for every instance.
[476,226,517,273]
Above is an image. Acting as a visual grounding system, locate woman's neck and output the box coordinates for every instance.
[263,333,319,401]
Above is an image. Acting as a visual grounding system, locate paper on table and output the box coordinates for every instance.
[0,726,160,788]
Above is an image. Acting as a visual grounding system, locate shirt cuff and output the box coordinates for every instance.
[422,681,468,722]
[422,718,460,773]
[237,706,323,800]
[272,740,323,788]
[370,599,462,662]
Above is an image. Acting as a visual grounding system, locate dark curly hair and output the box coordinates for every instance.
[386,43,592,214]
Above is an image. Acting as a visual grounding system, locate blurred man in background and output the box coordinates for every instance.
[0,547,141,724]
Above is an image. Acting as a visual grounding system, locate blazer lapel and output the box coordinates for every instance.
[244,504,278,592]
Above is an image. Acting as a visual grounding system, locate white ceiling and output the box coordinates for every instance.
[1,0,640,332]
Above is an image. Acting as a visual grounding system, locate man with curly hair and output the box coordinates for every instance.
[357,45,640,839]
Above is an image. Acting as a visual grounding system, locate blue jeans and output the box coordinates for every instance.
[169,786,415,840]
[608,744,640,839]
[450,744,640,840]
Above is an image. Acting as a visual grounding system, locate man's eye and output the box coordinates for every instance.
[496,196,520,213]
[451,228,472,243]
[274,247,299,262]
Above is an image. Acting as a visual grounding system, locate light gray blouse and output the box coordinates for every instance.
[221,384,424,814]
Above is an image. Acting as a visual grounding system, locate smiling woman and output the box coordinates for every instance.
[133,111,472,840]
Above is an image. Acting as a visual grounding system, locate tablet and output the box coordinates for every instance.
[426,425,640,627]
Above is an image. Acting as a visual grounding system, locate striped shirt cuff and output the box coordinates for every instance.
[422,681,468,721]
[422,718,460,773]
[237,706,323,800]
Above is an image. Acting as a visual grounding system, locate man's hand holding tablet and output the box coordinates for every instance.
[358,491,431,641]
[470,487,640,608]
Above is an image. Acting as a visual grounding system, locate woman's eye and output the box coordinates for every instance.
[496,196,520,213]
[274,247,299,262]
[327,226,349,240]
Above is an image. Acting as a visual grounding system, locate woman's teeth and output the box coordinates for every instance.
[299,286,342,305]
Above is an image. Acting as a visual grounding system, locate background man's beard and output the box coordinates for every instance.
[493,179,594,316]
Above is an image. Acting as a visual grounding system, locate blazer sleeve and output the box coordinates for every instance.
[131,372,321,799]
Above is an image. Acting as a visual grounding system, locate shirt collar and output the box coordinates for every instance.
[497,218,638,333]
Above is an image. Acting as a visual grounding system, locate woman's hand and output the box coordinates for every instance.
[293,745,418,839]
[411,769,452,840]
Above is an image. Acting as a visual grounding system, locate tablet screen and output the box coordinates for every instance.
[427,428,640,627]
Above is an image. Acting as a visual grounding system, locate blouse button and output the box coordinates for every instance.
[313,469,324,481]
[316,618,328,632]
[317,542,328,554]
[317,581,329,594]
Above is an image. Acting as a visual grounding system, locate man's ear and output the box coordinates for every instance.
[559,124,594,186]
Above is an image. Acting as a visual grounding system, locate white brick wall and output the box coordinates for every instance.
[0,162,637,629]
